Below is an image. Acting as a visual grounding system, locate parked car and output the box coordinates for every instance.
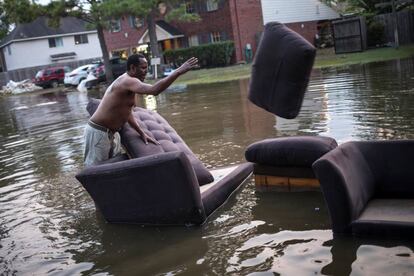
[34,66,71,89]
[64,63,100,86]
[85,57,127,89]
[163,67,176,77]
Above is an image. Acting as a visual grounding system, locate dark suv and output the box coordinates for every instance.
[93,57,126,81]
[85,57,127,89]
[34,66,71,88]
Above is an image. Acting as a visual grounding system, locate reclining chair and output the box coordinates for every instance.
[76,99,253,225]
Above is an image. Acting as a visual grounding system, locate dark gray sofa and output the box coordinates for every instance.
[312,140,414,238]
[76,99,253,225]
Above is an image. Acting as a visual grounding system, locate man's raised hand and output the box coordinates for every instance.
[176,57,199,74]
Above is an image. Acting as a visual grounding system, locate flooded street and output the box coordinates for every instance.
[1,58,414,275]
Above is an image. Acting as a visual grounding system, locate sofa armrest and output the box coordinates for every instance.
[76,151,206,225]
[312,143,376,234]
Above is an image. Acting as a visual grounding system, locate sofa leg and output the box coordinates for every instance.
[254,174,320,192]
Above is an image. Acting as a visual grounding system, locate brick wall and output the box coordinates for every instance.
[229,0,264,63]
[285,21,318,45]
[104,17,146,53]
[173,2,234,42]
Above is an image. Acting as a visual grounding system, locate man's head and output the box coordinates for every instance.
[127,54,148,81]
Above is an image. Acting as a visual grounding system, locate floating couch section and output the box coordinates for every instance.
[76,99,253,225]
[313,140,414,238]
[249,22,316,119]
[245,136,337,191]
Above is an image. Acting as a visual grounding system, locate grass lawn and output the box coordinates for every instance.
[166,44,414,86]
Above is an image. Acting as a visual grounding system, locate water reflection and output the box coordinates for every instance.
[0,58,414,275]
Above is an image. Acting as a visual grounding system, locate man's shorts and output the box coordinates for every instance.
[83,120,122,166]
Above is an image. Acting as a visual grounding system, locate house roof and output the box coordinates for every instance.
[155,20,183,36]
[138,20,184,44]
[0,16,96,48]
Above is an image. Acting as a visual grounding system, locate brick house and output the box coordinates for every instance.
[103,0,264,64]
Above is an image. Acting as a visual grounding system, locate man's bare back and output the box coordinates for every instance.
[90,74,138,131]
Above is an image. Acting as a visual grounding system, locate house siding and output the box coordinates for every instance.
[4,33,102,71]
[261,0,339,24]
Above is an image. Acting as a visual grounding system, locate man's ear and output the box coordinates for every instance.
[129,64,136,73]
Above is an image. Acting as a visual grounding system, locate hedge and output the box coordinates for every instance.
[163,41,234,68]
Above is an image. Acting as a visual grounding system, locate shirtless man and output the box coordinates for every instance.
[84,54,198,166]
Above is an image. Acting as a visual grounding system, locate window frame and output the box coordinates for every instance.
[206,0,218,11]
[129,16,144,28]
[48,37,63,48]
[188,35,199,47]
[210,31,221,43]
[74,34,89,45]
[110,19,122,33]
[186,2,195,13]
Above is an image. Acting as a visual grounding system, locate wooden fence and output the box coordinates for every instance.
[374,10,414,45]
[332,17,367,54]
[0,58,99,87]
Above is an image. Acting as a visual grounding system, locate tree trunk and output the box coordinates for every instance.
[96,23,114,82]
[147,11,160,59]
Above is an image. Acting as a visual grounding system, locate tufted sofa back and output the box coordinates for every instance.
[87,98,214,185]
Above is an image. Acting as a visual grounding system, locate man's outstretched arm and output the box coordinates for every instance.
[130,57,198,96]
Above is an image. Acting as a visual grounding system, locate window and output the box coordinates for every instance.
[110,19,121,32]
[129,16,144,28]
[210,32,221,43]
[206,0,218,11]
[74,34,89,45]
[188,35,199,47]
[186,2,195,13]
[48,37,63,48]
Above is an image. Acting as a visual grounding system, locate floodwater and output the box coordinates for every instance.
[1,58,414,275]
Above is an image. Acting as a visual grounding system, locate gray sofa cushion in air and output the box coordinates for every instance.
[249,22,316,119]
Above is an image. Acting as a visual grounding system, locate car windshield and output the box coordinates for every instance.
[73,65,90,73]
[35,71,43,78]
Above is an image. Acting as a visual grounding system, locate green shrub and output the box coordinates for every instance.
[164,41,234,68]
[367,21,385,47]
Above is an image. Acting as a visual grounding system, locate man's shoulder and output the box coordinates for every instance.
[117,73,141,85]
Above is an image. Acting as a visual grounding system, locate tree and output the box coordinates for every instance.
[43,0,120,81]
[2,1,206,80]
[0,0,118,81]
[43,0,202,80]
[323,0,413,15]
[0,0,44,40]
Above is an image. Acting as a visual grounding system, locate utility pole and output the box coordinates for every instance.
[391,0,399,48]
